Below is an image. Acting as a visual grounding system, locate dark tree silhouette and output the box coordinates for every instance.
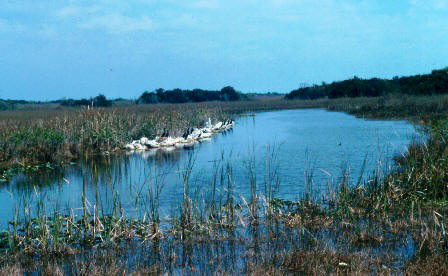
[59,94,112,107]
[137,86,246,104]
[285,68,448,100]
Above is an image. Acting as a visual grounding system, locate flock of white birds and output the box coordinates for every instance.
[125,119,234,152]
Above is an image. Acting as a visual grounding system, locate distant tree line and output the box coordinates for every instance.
[56,94,112,107]
[285,68,448,100]
[137,86,247,104]
[0,99,31,110]
[0,87,248,111]
[245,92,284,98]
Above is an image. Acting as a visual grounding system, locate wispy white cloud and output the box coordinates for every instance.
[56,6,82,18]
[79,13,156,34]
[434,0,448,9]
[56,6,101,18]
[409,0,448,10]
[0,18,26,33]
[191,0,219,9]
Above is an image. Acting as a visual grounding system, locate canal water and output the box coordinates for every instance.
[0,109,420,226]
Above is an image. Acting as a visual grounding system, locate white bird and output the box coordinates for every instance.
[205,118,212,128]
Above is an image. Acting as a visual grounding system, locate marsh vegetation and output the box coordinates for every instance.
[0,94,448,274]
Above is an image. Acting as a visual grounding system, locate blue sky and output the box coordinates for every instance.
[1,0,448,100]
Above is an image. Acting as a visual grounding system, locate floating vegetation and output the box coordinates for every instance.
[0,162,76,183]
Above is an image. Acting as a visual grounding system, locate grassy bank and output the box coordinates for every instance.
[0,98,319,167]
[325,94,448,121]
[0,104,218,166]
[2,95,447,167]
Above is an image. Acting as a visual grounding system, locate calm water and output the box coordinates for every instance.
[0,109,419,226]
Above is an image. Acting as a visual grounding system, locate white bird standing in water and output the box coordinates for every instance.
[206,117,212,128]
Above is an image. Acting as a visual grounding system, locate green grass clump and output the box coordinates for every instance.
[8,127,64,163]
[0,105,228,166]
